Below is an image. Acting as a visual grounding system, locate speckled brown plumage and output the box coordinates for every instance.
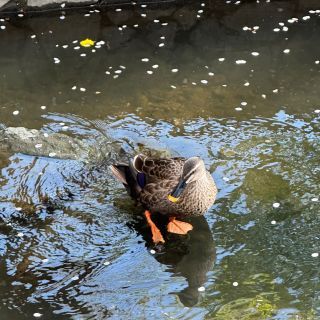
[111,154,217,218]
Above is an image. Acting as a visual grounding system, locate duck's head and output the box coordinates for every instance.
[168,157,206,202]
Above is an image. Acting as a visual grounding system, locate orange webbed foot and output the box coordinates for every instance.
[144,210,165,244]
[167,217,193,235]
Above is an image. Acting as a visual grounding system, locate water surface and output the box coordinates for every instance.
[0,1,319,319]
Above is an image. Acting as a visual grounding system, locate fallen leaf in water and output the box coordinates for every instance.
[80,38,95,47]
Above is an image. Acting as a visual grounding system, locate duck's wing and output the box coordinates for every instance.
[133,154,185,182]
[139,179,178,214]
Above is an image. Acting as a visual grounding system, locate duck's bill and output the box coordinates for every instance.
[168,179,186,202]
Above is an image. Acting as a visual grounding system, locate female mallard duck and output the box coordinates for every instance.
[110,154,217,244]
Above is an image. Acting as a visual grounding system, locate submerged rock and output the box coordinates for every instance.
[1,125,87,160]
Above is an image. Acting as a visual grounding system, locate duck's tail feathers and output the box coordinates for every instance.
[110,164,128,185]
[110,163,142,199]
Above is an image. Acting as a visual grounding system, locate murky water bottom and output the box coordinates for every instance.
[0,1,319,319]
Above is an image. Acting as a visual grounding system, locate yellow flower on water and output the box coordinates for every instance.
[80,38,95,47]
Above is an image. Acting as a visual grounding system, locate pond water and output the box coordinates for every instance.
[0,0,319,319]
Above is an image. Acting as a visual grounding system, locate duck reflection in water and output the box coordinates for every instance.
[131,215,216,307]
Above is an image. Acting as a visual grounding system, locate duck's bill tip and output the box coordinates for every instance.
[168,194,179,203]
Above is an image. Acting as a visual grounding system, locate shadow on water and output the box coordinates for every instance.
[129,214,216,307]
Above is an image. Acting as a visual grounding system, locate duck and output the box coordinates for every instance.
[110,154,217,244]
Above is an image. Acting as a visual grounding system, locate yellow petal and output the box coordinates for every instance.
[80,38,95,47]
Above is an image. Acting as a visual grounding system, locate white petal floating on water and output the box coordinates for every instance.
[53,57,60,64]
[159,43,165,47]
[273,89,279,93]
[282,26,289,32]
[72,86,77,90]
[208,72,214,76]
[171,68,179,73]
[315,60,320,64]
[141,58,149,62]
[283,49,290,54]
[114,70,122,74]
[311,253,319,258]
[242,26,250,31]
[218,57,225,62]
[251,52,259,56]
[80,88,86,92]
[262,94,266,99]
[241,101,247,106]
[33,313,42,318]
[201,80,208,84]
[170,85,176,89]
[74,46,80,50]
[232,282,239,287]
[197,286,205,292]
[13,110,19,115]
[273,202,280,208]
[152,64,159,69]
[60,16,65,20]
[153,19,159,23]
[61,2,65,7]
[302,15,310,20]
[311,197,318,201]
[244,82,250,86]
[146,70,153,75]
[150,249,156,255]
[273,28,280,32]
[235,60,246,64]
[235,107,242,111]
[80,53,86,57]
[271,220,277,225]
[141,13,146,18]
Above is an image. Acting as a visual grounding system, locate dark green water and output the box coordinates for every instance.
[0,0,319,319]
